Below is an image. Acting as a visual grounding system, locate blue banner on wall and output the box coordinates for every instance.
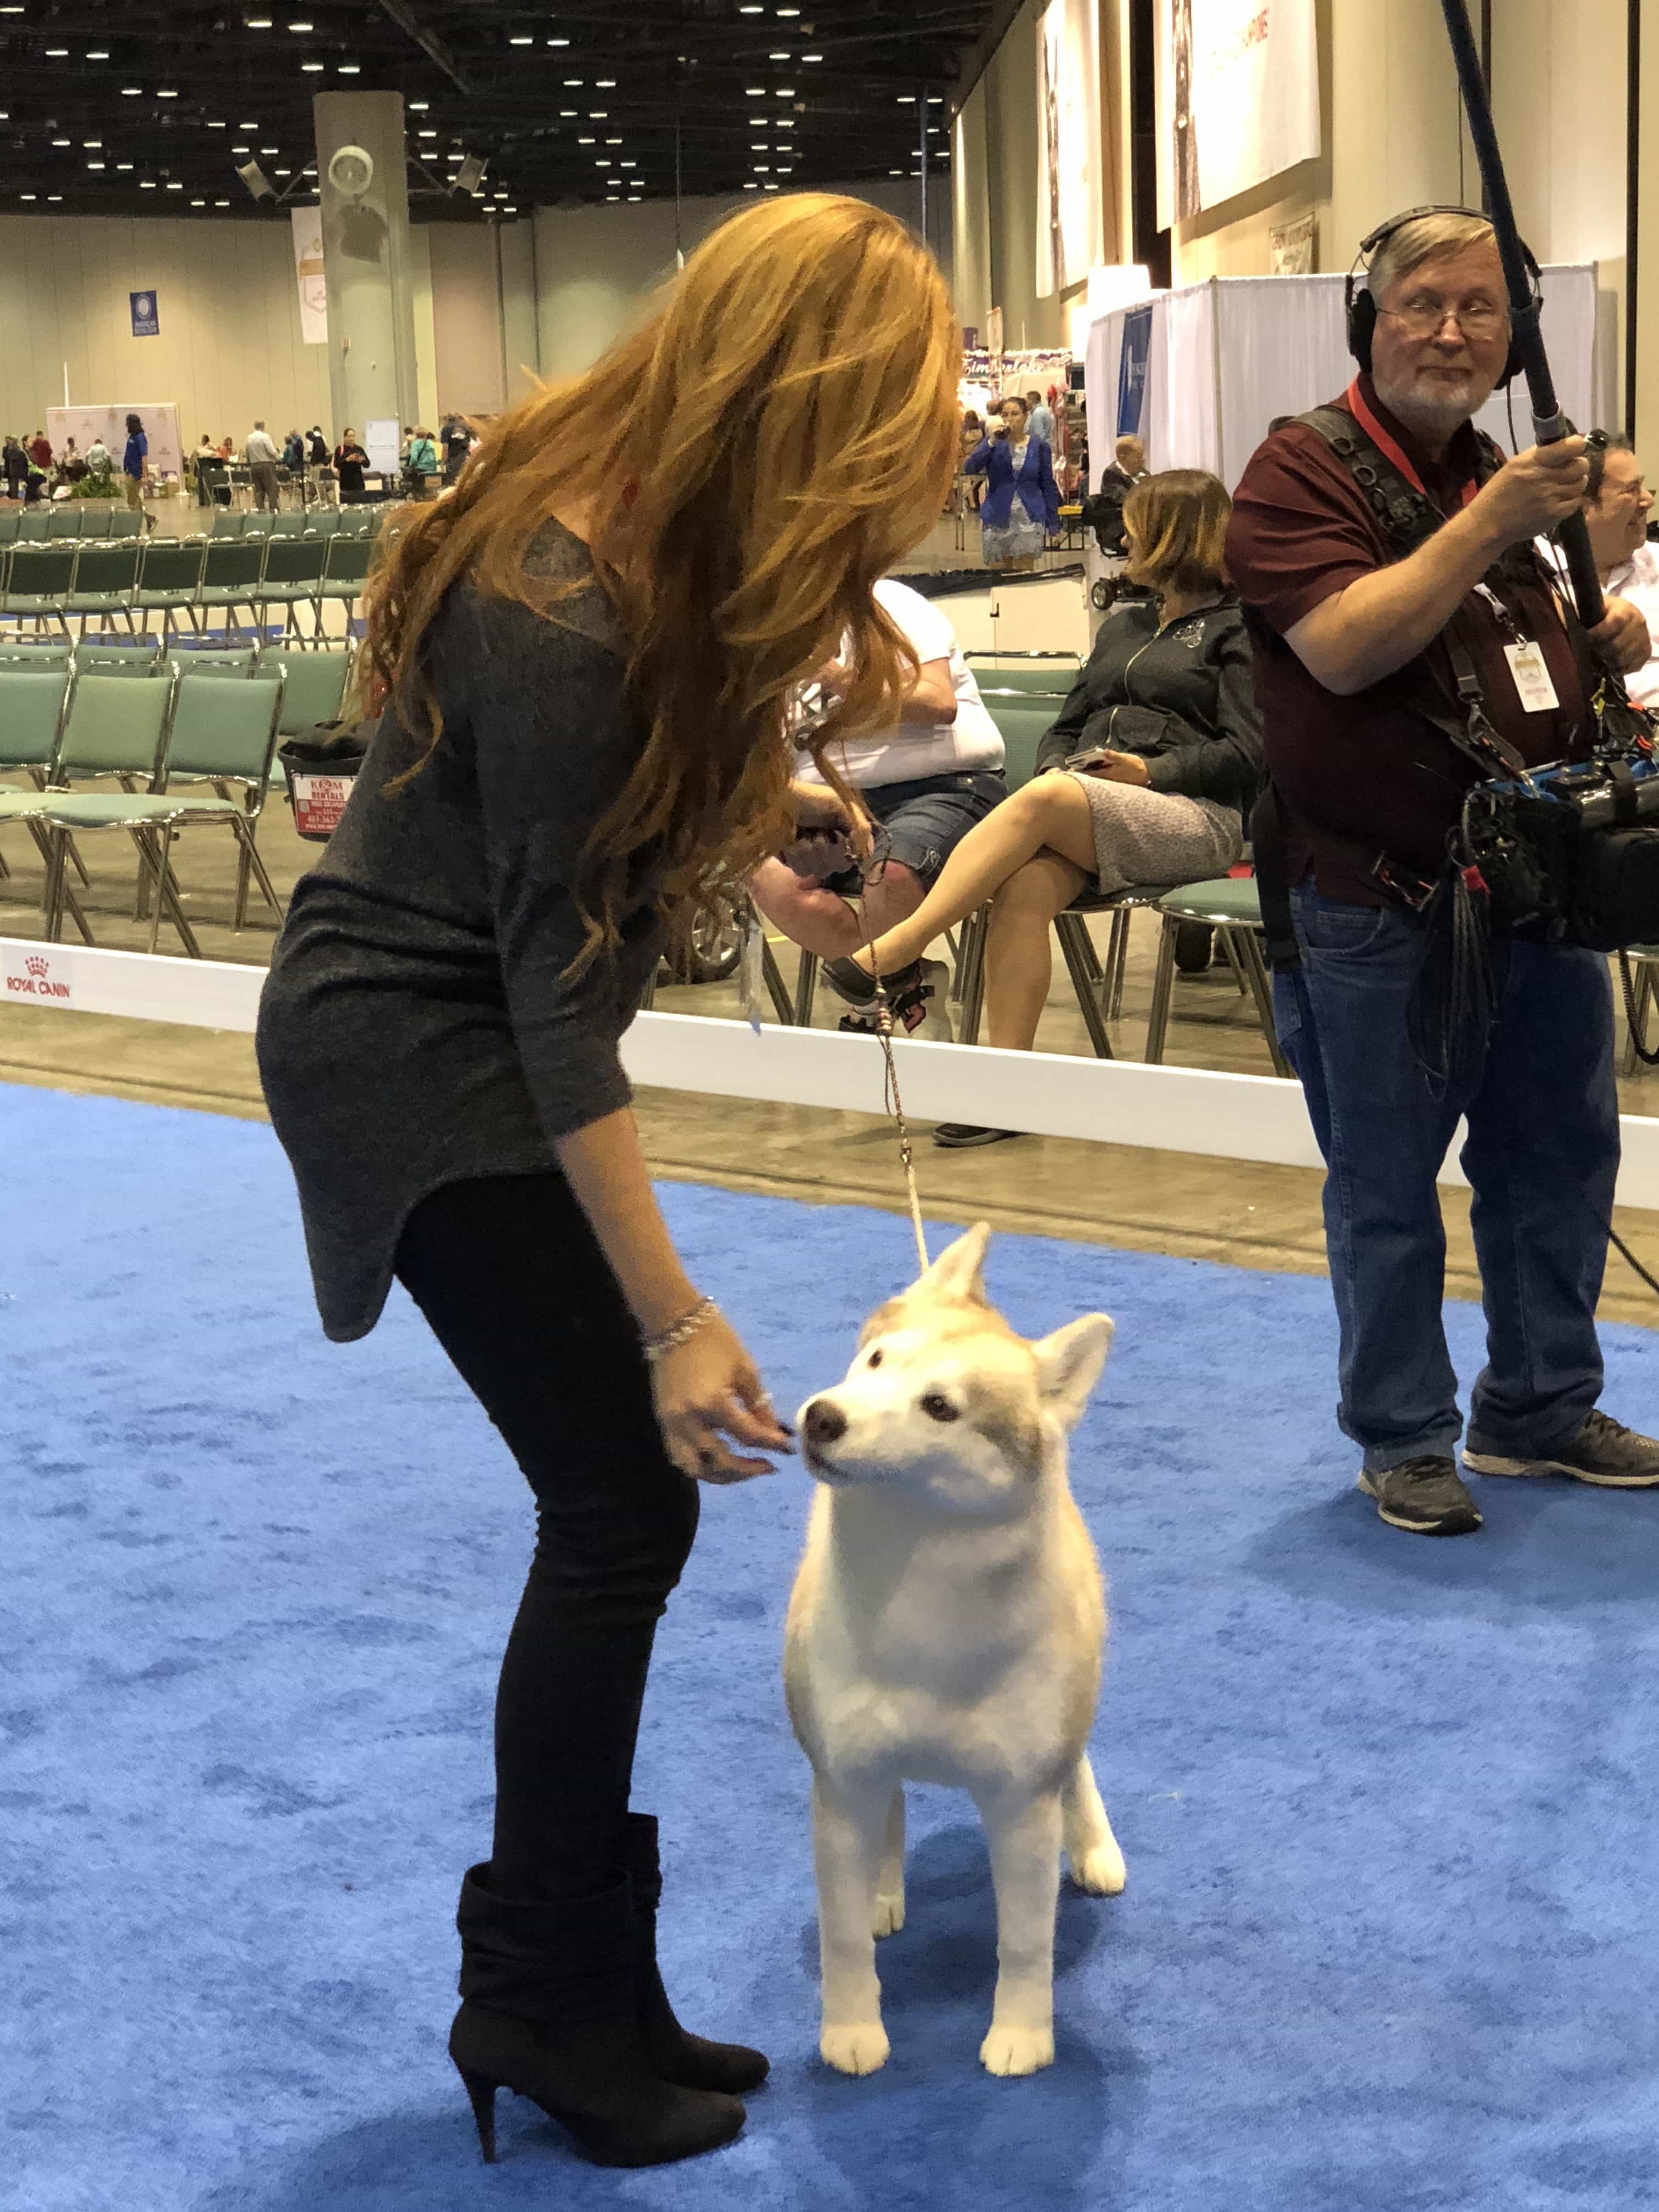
[129,290,159,338]
[1116,303,1152,438]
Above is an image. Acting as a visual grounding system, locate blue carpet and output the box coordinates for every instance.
[3,1082,1658,2212]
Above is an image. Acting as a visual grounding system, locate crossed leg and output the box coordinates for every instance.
[751,854,924,962]
[859,774,1097,984]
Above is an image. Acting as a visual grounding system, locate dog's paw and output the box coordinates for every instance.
[871,1891,905,1937]
[979,2023,1054,2077]
[1069,1839,1126,1895]
[820,2021,891,2076]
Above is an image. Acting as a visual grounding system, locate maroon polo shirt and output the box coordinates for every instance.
[1225,377,1592,903]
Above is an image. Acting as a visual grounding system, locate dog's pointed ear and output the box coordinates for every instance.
[911,1221,992,1305]
[1031,1313,1114,1430]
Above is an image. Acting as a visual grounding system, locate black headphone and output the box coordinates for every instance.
[1345,205,1540,389]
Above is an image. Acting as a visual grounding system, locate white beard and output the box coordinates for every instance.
[1373,367,1481,447]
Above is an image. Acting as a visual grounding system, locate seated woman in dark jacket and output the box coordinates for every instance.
[854,469,1262,1118]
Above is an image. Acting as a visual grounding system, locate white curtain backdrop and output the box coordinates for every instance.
[1084,267,1604,493]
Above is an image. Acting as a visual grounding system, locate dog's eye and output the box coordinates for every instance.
[920,1393,959,1423]
[867,1348,883,1368]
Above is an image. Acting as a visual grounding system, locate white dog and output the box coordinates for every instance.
[784,1222,1125,2079]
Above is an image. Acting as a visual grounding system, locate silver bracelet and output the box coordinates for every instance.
[642,1295,720,1364]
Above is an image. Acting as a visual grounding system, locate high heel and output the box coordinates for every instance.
[622,1814,770,2096]
[453,1865,746,2170]
[454,2062,500,2164]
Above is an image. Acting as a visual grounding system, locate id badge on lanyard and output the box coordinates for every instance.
[1474,582,1560,714]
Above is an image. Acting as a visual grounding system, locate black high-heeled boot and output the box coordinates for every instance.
[622,1814,770,2095]
[450,1863,746,2170]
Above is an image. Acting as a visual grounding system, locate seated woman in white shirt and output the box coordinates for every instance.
[749,577,1006,1040]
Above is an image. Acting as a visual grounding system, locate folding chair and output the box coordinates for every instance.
[1143,876,1288,1075]
[75,636,162,674]
[269,512,307,538]
[149,668,286,933]
[195,539,266,642]
[255,535,328,641]
[61,542,140,635]
[133,540,207,641]
[0,511,21,545]
[78,508,112,541]
[1,543,77,635]
[0,665,91,936]
[106,509,144,540]
[32,669,199,951]
[210,510,246,540]
[46,507,83,539]
[316,532,374,630]
[16,510,51,542]
[0,636,72,665]
[169,642,258,673]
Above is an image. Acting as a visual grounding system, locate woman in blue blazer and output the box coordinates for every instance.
[964,394,1060,569]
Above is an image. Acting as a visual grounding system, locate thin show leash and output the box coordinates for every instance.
[853,854,930,1279]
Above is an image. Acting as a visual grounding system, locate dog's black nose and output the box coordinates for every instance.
[803,1398,848,1448]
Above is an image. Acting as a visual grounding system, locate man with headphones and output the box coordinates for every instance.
[1226,206,1658,1539]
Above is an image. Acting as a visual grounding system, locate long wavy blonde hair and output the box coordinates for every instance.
[363,192,961,968]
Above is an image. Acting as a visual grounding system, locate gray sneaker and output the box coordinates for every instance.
[1357,1455,1483,1534]
[1464,1408,1659,1488]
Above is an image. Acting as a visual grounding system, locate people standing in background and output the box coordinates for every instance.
[334,428,368,504]
[441,414,471,486]
[3,435,27,500]
[308,425,333,505]
[57,437,84,486]
[283,428,306,473]
[122,413,148,513]
[1026,388,1056,446]
[405,426,438,497]
[217,434,235,461]
[83,434,112,488]
[194,434,217,507]
[245,421,282,512]
[29,430,52,472]
[964,394,1059,570]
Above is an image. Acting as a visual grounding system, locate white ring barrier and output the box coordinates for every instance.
[8,934,1659,1212]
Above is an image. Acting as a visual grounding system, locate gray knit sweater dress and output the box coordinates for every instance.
[256,524,663,1341]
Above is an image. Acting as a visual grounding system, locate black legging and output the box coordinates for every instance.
[395,1173,699,1904]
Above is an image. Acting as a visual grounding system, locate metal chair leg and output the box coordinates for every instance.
[1218,930,1249,994]
[1143,915,1180,1062]
[794,946,819,1027]
[232,817,281,926]
[957,904,988,1043]
[1104,906,1131,1021]
[761,933,795,1023]
[1233,927,1290,1077]
[1055,911,1114,1058]
[1623,960,1654,1076]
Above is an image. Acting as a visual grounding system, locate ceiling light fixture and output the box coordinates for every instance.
[408,100,428,110]
[802,52,822,62]
[117,161,133,170]
[140,179,156,188]
[337,62,359,72]
[86,49,109,59]
[302,60,323,70]
[122,87,142,95]
[156,87,177,97]
[45,46,68,55]
[509,33,532,43]
[287,18,312,27]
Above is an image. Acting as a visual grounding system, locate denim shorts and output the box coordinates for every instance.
[820,770,1007,894]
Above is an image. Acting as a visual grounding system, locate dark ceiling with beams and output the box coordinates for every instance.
[0,1,1001,221]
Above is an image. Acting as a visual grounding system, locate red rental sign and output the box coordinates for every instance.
[290,772,354,840]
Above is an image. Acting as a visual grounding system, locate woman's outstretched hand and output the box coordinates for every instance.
[652,1312,793,1483]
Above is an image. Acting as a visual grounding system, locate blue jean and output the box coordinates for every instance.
[1274,885,1619,1474]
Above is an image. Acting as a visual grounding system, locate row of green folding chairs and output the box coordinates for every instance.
[0,646,352,953]
[208,506,386,540]
[0,533,377,641]
[0,506,145,544]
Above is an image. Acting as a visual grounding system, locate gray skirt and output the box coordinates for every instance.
[1069,772,1243,894]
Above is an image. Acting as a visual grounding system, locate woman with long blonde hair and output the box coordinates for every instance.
[256,195,959,2171]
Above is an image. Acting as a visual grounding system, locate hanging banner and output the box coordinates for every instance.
[129,290,159,338]
[1116,305,1154,437]
[1155,0,1321,226]
[290,206,328,345]
[1035,0,1105,298]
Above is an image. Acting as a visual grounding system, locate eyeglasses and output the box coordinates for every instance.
[1378,298,1508,341]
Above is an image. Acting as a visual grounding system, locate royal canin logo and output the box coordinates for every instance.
[25,955,48,979]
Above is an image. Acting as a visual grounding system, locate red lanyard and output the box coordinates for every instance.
[1346,379,1479,511]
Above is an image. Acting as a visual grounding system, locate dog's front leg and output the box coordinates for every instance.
[975,1786,1063,2076]
[873,1787,905,1937]
[813,1773,893,2075]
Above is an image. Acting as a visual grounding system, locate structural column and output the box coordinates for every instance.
[313,91,421,444]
